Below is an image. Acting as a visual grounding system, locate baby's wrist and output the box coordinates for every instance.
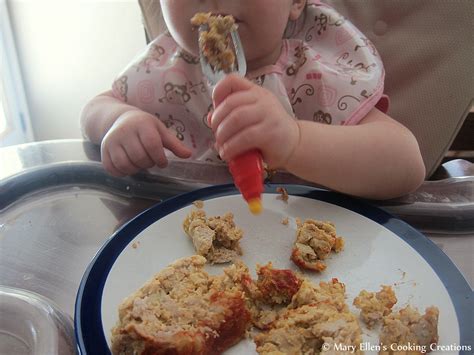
[281,120,302,171]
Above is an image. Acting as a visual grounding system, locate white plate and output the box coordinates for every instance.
[75,184,472,354]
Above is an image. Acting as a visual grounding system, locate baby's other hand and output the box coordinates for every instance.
[211,74,300,169]
[101,109,192,177]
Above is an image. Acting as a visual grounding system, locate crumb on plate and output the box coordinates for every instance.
[192,200,204,209]
[276,187,289,203]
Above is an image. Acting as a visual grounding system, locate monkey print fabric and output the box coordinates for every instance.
[111,0,388,163]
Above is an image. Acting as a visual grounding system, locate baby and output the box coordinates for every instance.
[80,0,425,200]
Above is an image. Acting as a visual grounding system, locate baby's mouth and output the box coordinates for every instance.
[211,12,242,23]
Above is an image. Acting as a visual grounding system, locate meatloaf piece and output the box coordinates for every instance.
[111,255,251,355]
[254,278,363,354]
[379,306,439,355]
[183,210,243,263]
[291,219,344,272]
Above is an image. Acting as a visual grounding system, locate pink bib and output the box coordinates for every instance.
[112,0,387,162]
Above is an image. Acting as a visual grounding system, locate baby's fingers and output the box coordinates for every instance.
[212,74,254,108]
[219,125,262,161]
[122,139,155,169]
[210,91,257,133]
[156,123,192,159]
[138,127,168,168]
[104,145,140,176]
[214,105,260,146]
[102,149,125,177]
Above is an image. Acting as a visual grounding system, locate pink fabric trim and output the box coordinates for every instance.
[343,69,386,126]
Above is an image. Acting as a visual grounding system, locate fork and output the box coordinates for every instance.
[198,25,247,86]
[198,24,264,214]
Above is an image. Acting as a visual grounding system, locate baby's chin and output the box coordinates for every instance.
[180,39,200,58]
[168,28,200,58]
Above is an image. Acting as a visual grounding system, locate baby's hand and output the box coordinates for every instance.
[211,74,300,169]
[101,109,192,176]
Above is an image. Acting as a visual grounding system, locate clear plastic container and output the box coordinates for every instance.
[0,286,76,355]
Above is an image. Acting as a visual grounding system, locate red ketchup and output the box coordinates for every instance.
[228,149,264,214]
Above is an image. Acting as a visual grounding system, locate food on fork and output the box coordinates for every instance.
[183,209,243,263]
[291,219,345,272]
[353,285,398,328]
[110,256,251,355]
[379,306,439,355]
[191,12,237,72]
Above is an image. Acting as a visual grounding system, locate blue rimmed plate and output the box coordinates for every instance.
[75,184,472,354]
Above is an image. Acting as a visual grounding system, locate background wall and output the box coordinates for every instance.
[8,0,146,141]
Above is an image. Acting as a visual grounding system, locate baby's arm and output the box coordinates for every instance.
[80,90,137,144]
[80,91,191,176]
[211,75,425,200]
[285,109,426,200]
